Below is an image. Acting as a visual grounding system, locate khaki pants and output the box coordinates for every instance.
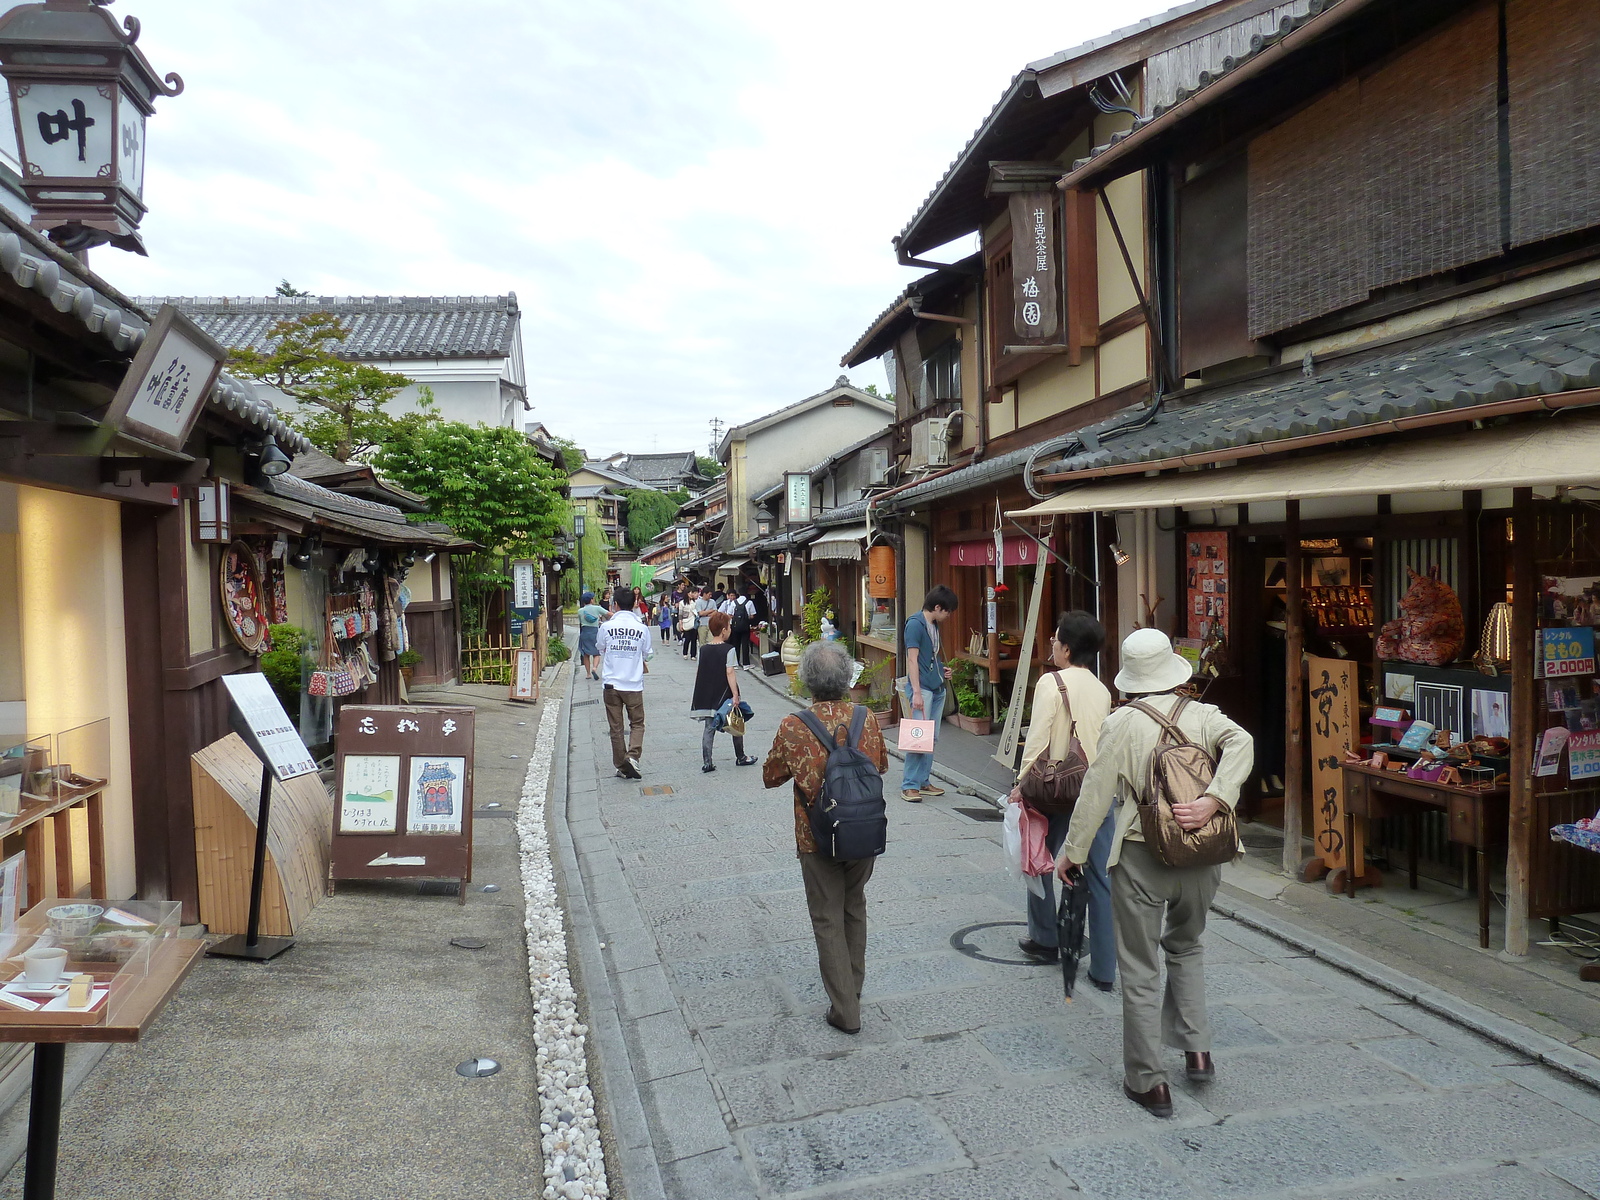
[799,851,876,1029]
[1111,839,1221,1092]
[603,686,645,769]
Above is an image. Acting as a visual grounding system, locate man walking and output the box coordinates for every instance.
[900,586,957,803]
[598,586,652,779]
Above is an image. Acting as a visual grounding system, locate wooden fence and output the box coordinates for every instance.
[460,634,518,684]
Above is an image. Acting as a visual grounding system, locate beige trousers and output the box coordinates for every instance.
[1111,839,1221,1092]
[799,851,876,1029]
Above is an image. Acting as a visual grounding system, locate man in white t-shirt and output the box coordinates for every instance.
[598,586,653,779]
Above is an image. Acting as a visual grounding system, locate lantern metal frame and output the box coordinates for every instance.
[0,0,182,253]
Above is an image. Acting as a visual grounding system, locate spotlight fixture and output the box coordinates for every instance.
[1111,543,1132,567]
[242,435,291,481]
[288,535,319,569]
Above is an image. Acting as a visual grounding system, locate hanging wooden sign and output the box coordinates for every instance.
[1009,191,1058,339]
[102,304,227,454]
[330,705,475,903]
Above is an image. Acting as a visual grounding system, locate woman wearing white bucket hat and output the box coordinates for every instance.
[1056,627,1253,1119]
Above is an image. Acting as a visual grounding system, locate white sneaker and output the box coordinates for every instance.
[627,757,642,779]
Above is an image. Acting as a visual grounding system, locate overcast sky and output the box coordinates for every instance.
[107,0,1175,459]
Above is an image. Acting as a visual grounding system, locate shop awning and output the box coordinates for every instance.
[1008,417,1600,518]
[715,558,748,573]
[810,525,867,561]
[652,563,678,582]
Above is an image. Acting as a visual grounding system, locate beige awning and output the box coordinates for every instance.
[1009,415,1600,518]
[809,524,867,561]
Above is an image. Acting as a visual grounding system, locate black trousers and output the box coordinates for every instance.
[733,627,751,667]
[681,627,699,657]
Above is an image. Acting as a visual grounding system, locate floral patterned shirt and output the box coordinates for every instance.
[762,701,889,854]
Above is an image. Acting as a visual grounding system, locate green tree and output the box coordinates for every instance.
[551,437,587,474]
[228,311,412,462]
[375,406,568,635]
[621,487,688,549]
[275,279,312,297]
[695,455,724,479]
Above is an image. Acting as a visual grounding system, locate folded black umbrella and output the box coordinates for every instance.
[1056,865,1089,1001]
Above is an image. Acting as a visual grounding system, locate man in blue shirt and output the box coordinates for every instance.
[900,586,957,802]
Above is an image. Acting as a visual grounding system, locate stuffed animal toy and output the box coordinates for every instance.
[1376,566,1465,667]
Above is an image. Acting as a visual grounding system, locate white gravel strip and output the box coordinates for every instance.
[517,688,610,1200]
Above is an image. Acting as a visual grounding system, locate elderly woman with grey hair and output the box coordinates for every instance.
[764,640,889,1034]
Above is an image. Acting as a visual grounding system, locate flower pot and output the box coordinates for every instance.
[400,667,415,684]
[953,714,991,736]
[868,709,895,735]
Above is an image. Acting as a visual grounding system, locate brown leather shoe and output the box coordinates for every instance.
[1185,1051,1215,1081]
[1123,1082,1173,1117]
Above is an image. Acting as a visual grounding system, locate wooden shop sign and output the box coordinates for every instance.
[103,303,227,454]
[1009,192,1058,340]
[330,705,475,902]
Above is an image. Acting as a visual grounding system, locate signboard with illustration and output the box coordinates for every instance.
[330,705,476,902]
[1185,530,1230,674]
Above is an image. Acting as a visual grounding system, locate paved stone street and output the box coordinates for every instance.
[563,639,1600,1200]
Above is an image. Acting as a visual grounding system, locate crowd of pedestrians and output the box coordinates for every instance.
[576,579,1253,1117]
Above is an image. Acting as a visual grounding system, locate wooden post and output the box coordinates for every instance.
[1283,500,1305,876]
[1506,486,1535,956]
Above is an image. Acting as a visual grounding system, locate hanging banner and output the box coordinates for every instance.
[1008,192,1058,339]
[950,536,1038,568]
[1307,655,1361,874]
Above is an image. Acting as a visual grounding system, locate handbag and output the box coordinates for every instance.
[1017,671,1088,816]
[897,717,937,752]
[1125,698,1239,869]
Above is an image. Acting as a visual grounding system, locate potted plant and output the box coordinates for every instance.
[952,685,991,735]
[397,648,423,683]
[864,694,894,735]
[848,654,891,703]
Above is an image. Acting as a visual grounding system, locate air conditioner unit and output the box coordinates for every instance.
[925,416,952,467]
[863,445,889,486]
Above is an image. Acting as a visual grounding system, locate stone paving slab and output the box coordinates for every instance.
[564,643,1600,1199]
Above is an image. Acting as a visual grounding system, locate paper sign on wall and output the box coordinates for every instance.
[1542,627,1596,677]
[1570,731,1600,781]
[221,673,318,781]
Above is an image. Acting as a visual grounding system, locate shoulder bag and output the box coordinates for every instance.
[1125,698,1239,868]
[1017,671,1088,816]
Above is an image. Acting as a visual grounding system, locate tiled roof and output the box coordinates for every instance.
[842,255,980,368]
[1064,0,1343,187]
[1040,292,1600,477]
[142,295,520,361]
[618,452,701,488]
[576,461,651,490]
[0,209,309,453]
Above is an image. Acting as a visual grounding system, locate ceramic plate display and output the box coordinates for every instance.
[220,540,268,655]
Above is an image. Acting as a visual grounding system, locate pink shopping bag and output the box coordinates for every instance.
[897,718,937,753]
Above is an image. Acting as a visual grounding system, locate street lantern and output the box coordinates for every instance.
[573,513,585,538]
[0,0,183,254]
[755,508,774,538]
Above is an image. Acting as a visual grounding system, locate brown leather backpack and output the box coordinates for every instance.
[1125,698,1239,868]
[1017,672,1088,815]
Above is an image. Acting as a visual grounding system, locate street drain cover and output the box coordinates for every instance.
[572,699,598,708]
[954,806,1003,822]
[456,1057,501,1078]
[640,785,675,796]
[450,937,488,950]
[417,881,461,896]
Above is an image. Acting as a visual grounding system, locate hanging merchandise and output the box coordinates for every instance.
[220,540,269,655]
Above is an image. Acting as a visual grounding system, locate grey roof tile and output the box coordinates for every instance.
[141,295,520,361]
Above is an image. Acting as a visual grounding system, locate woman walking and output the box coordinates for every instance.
[576,590,606,681]
[1057,628,1253,1118]
[658,595,675,645]
[763,641,888,1034]
[679,591,700,656]
[1014,611,1115,991]
[690,611,757,772]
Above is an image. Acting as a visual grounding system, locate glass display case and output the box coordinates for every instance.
[0,898,181,1026]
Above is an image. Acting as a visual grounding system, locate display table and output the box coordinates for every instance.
[1,784,107,907]
[1340,762,1510,948]
[0,936,204,1199]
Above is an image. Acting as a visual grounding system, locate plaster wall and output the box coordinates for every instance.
[17,487,135,899]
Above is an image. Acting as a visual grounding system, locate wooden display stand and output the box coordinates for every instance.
[191,734,333,937]
[329,706,475,902]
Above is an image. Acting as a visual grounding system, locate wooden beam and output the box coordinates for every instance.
[1283,500,1305,875]
[1506,485,1535,956]
[914,311,976,327]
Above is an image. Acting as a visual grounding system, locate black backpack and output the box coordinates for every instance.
[796,707,887,859]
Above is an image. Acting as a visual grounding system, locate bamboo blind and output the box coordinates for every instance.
[1247,4,1500,338]
[1508,0,1600,248]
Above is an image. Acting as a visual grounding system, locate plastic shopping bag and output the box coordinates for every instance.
[1002,794,1048,898]
[1017,800,1057,877]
